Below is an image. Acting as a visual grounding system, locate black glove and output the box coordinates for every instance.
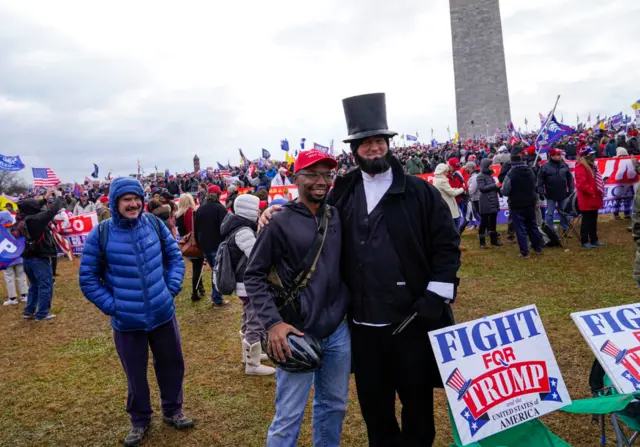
[412,290,447,321]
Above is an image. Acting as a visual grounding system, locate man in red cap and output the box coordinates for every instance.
[260,94,461,446]
[536,148,574,233]
[193,184,229,306]
[245,149,352,446]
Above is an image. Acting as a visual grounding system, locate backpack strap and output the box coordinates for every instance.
[98,218,111,276]
[144,213,166,254]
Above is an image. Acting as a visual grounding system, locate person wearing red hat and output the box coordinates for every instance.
[447,157,469,232]
[259,94,461,446]
[536,148,574,233]
[96,196,111,222]
[575,147,605,248]
[245,148,351,446]
[193,184,229,306]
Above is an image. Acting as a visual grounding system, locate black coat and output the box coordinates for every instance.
[193,199,227,253]
[536,160,574,201]
[19,197,63,258]
[502,164,538,210]
[476,170,500,214]
[330,157,460,327]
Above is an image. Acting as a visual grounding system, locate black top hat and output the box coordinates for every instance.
[342,93,397,142]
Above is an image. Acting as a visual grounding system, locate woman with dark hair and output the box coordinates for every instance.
[469,159,502,248]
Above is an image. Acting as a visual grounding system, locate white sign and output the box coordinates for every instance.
[571,303,640,394]
[429,304,570,445]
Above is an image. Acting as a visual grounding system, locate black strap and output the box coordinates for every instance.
[289,206,329,293]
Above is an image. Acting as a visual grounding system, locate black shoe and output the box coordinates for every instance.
[163,412,194,429]
[489,232,503,247]
[615,215,621,220]
[191,294,202,302]
[124,426,148,447]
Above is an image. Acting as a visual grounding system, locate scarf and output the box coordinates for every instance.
[594,164,605,196]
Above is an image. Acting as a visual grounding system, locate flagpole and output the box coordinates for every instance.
[533,95,561,165]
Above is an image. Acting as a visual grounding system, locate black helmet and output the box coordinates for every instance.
[263,333,323,373]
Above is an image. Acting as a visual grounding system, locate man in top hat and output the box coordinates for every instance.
[261,93,461,446]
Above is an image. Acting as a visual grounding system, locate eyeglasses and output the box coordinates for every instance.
[297,172,335,182]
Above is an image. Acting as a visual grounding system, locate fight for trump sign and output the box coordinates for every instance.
[429,305,570,445]
[572,304,640,394]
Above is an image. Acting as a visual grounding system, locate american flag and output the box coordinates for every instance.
[32,168,61,187]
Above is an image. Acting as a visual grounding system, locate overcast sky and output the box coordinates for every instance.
[0,0,638,182]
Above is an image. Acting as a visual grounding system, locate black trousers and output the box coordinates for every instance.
[191,258,204,296]
[479,212,497,235]
[50,256,57,276]
[352,321,436,447]
[581,210,599,244]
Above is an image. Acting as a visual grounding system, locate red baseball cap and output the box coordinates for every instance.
[207,185,221,194]
[99,196,109,204]
[294,149,338,174]
[448,157,460,168]
[550,148,563,156]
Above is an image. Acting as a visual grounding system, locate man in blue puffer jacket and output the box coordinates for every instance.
[79,177,191,447]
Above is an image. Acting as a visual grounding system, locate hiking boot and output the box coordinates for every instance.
[124,425,148,447]
[213,300,230,308]
[489,232,503,247]
[162,412,194,429]
[35,314,56,321]
[3,298,18,306]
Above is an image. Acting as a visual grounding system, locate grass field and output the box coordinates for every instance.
[0,217,637,446]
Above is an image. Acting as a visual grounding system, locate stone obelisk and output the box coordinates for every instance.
[450,0,511,140]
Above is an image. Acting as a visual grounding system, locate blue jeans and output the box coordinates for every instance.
[267,320,351,447]
[545,199,569,231]
[23,257,54,319]
[204,252,224,304]
[511,206,543,256]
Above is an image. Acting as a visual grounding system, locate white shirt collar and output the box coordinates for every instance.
[361,168,393,183]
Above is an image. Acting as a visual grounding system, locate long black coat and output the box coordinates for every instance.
[476,171,500,214]
[193,199,228,253]
[330,158,461,388]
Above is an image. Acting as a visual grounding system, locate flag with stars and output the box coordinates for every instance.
[461,408,490,437]
[540,377,564,402]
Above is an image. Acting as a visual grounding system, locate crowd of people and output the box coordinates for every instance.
[2,91,640,446]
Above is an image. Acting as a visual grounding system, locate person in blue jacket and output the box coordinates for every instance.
[79,177,192,447]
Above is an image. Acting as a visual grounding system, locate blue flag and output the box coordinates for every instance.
[165,169,170,182]
[73,184,83,198]
[300,138,306,150]
[431,139,438,147]
[535,114,575,154]
[611,112,623,127]
[0,155,25,171]
[342,149,348,157]
[217,162,226,170]
[91,163,99,178]
[262,148,271,159]
[313,142,329,153]
[406,135,417,142]
[0,226,25,270]
[280,139,289,151]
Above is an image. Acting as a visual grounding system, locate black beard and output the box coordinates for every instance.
[354,150,393,175]
[303,190,326,204]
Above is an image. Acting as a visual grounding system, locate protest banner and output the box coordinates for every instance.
[571,303,640,394]
[429,305,570,445]
[55,212,98,256]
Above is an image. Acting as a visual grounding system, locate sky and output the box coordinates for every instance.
[0,0,638,183]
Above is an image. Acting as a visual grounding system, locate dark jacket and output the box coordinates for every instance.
[166,181,180,196]
[564,142,577,159]
[501,163,538,209]
[194,199,227,253]
[244,202,350,339]
[536,160,574,201]
[475,161,500,214]
[330,157,460,327]
[498,160,513,183]
[19,197,63,258]
[604,140,617,158]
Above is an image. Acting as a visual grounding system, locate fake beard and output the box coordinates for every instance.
[354,150,393,175]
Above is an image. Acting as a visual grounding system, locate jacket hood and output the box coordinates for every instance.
[434,163,448,175]
[109,177,145,226]
[480,159,493,174]
[220,211,257,238]
[18,198,45,216]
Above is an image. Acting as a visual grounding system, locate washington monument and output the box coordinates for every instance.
[450,0,511,139]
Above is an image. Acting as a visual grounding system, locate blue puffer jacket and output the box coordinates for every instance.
[79,177,185,332]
